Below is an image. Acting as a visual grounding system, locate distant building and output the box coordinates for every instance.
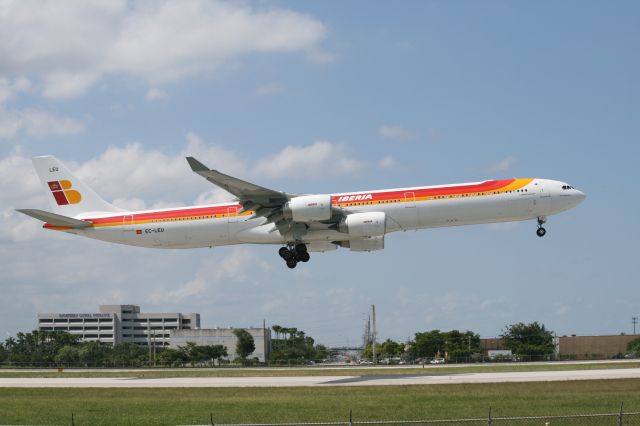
[37,304,200,347]
[170,327,271,362]
[558,335,637,359]
[480,335,637,359]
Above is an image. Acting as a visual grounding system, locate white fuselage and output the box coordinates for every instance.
[54,177,585,249]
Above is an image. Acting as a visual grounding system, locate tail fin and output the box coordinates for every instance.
[32,156,122,217]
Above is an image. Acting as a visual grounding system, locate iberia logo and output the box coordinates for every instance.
[47,180,81,205]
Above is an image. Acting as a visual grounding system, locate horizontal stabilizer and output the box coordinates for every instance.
[16,209,91,228]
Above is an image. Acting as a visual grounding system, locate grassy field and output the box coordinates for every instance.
[0,379,639,425]
[0,361,638,378]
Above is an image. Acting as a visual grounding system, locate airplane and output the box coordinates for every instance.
[17,155,585,269]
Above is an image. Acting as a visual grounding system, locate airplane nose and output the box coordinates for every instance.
[575,190,586,204]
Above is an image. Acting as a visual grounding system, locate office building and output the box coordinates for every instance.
[37,304,200,347]
[170,327,271,362]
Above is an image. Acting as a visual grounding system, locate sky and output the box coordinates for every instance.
[1,0,639,347]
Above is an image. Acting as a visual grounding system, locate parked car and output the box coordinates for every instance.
[429,358,446,364]
[358,359,373,365]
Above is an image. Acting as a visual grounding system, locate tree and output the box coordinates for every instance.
[178,342,228,364]
[409,330,480,360]
[627,337,640,355]
[111,343,145,367]
[78,342,112,366]
[270,326,327,362]
[157,348,187,366]
[2,330,80,365]
[411,330,446,358]
[233,329,255,360]
[500,322,555,358]
[55,346,80,364]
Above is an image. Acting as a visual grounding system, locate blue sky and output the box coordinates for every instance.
[1,0,638,346]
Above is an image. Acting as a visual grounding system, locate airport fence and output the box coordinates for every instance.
[187,409,640,426]
[191,409,640,426]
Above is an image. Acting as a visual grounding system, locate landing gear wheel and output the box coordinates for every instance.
[278,247,289,259]
[298,251,310,262]
[281,249,294,261]
[536,227,546,237]
[286,258,298,269]
[295,243,308,254]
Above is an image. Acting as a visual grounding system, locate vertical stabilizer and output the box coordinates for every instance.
[32,156,122,217]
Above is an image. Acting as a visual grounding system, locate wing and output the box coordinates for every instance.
[186,157,290,225]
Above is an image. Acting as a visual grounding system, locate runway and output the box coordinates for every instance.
[1,368,639,388]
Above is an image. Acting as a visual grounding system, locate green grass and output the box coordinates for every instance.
[0,361,638,378]
[0,380,639,425]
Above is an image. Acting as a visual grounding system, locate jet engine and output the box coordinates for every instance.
[283,194,332,222]
[338,212,386,237]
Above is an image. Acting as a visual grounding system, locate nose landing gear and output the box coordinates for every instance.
[278,243,310,268]
[536,216,547,237]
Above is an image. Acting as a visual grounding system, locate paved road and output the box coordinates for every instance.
[1,368,639,388]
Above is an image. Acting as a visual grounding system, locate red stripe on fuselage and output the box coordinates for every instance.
[87,204,243,225]
[331,179,514,203]
[81,180,515,226]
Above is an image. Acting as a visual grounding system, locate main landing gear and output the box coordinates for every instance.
[278,243,310,269]
[536,216,547,237]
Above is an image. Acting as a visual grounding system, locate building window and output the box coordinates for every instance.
[69,319,83,323]
[40,319,53,323]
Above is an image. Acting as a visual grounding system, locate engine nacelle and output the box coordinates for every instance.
[283,194,332,222]
[338,212,386,237]
[349,236,384,252]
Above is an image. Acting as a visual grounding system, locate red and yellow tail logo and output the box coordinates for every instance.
[48,180,81,205]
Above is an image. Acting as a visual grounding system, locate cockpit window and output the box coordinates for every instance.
[562,185,574,190]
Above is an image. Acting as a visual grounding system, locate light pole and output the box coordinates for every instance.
[633,317,638,335]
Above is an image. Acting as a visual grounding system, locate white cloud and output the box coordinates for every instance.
[378,125,414,140]
[0,107,85,140]
[150,247,271,303]
[145,87,168,101]
[378,155,395,169]
[111,197,147,211]
[254,141,365,178]
[0,0,329,99]
[252,82,285,97]
[0,77,31,105]
[486,156,516,174]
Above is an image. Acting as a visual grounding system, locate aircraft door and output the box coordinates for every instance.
[222,206,238,244]
[401,191,419,228]
[121,214,135,241]
[535,181,551,215]
[404,192,416,208]
[227,207,238,223]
